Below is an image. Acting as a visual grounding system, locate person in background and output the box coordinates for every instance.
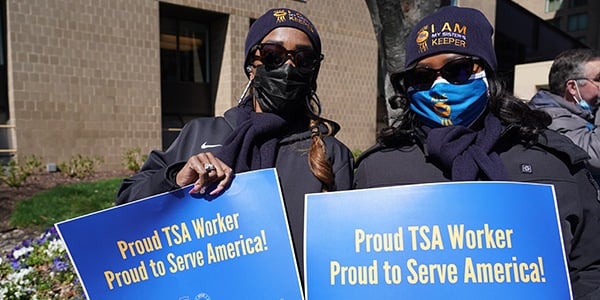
[116,8,354,278]
[354,6,600,299]
[528,48,600,182]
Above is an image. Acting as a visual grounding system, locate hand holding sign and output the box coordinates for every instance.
[56,169,302,300]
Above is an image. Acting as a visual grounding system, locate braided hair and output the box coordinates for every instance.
[306,92,335,192]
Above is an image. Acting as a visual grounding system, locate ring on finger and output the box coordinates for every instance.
[204,163,216,172]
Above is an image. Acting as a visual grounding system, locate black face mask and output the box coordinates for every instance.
[253,64,314,117]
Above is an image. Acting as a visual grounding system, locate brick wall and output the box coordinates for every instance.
[7,0,377,171]
[8,0,161,170]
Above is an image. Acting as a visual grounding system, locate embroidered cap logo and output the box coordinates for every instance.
[273,10,287,22]
[416,26,429,54]
[271,9,316,35]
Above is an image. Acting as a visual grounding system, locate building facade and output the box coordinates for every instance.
[0,0,378,171]
[513,0,599,50]
[454,0,589,95]
[2,0,594,172]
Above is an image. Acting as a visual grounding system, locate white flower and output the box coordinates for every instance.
[12,246,34,259]
[44,239,66,256]
[7,266,33,282]
[0,228,83,299]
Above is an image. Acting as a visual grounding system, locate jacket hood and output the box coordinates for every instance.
[529,90,593,120]
[279,120,340,145]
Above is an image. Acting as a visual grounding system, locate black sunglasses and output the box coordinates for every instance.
[391,56,481,92]
[253,43,322,72]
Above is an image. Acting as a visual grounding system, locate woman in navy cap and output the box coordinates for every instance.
[117,8,354,277]
[355,6,600,298]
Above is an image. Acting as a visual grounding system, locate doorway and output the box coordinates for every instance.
[159,3,228,149]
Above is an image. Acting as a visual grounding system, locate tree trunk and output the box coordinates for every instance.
[366,0,441,126]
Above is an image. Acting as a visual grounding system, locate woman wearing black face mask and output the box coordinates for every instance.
[354,6,600,299]
[116,8,354,280]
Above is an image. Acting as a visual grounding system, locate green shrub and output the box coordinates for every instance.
[352,148,363,161]
[123,147,148,173]
[22,154,43,176]
[58,155,103,179]
[0,155,43,188]
[1,159,28,188]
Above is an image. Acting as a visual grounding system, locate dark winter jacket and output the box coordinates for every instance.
[116,105,355,278]
[355,121,600,300]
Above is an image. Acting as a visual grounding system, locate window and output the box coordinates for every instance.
[546,0,563,12]
[0,1,3,68]
[0,0,6,123]
[0,0,11,162]
[160,19,209,83]
[159,3,228,150]
[568,0,587,8]
[567,13,588,31]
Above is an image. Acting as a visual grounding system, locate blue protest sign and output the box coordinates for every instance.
[304,182,571,299]
[56,168,303,300]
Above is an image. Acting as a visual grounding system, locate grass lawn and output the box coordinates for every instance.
[9,177,122,229]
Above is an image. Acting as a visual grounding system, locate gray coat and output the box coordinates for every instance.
[529,90,600,178]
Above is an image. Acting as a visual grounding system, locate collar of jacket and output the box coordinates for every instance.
[279,121,336,145]
[531,90,594,121]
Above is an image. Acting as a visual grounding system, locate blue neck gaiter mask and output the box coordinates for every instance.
[409,71,489,128]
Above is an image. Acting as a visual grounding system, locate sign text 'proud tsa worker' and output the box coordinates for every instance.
[304,182,571,299]
[56,168,303,300]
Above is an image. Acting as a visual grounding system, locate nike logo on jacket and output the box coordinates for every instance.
[201,142,222,149]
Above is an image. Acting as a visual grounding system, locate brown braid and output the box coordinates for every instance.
[308,118,335,192]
